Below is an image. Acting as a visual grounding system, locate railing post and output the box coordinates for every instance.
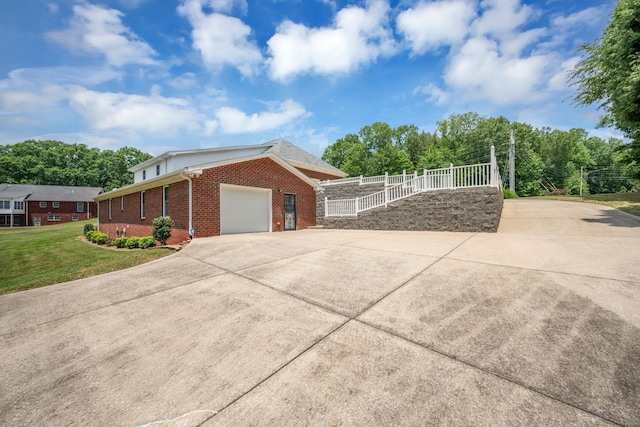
[359,175,363,185]
[324,197,328,217]
[490,145,497,187]
[423,168,427,191]
[384,187,388,207]
[449,163,454,189]
[355,197,359,214]
[385,171,389,187]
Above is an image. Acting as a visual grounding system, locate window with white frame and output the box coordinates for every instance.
[47,215,61,221]
[39,201,47,208]
[141,191,146,218]
[52,202,60,208]
[72,215,79,221]
[1,200,9,209]
[108,199,112,220]
[77,202,84,212]
[163,186,169,217]
[14,201,24,210]
[156,164,160,176]
[143,170,146,180]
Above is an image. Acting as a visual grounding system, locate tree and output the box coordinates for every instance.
[569,0,640,176]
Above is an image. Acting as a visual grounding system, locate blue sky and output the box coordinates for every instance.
[0,0,617,157]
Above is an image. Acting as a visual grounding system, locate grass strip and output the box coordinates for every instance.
[0,220,172,295]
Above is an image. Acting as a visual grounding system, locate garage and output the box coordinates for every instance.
[220,184,271,234]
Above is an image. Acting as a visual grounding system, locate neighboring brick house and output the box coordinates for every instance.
[0,184,101,227]
[94,139,346,244]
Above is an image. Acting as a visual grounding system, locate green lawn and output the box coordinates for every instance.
[0,220,173,295]
[535,192,640,217]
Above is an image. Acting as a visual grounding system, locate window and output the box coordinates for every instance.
[47,215,61,221]
[72,215,79,221]
[14,201,24,210]
[141,191,146,218]
[142,170,146,180]
[121,195,124,211]
[77,202,84,212]
[163,186,169,217]
[52,202,60,208]
[0,200,9,209]
[12,216,20,225]
[156,164,160,176]
[108,199,112,220]
[39,201,47,208]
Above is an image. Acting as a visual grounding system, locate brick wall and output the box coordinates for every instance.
[192,157,316,237]
[317,183,503,232]
[98,157,317,243]
[27,201,95,226]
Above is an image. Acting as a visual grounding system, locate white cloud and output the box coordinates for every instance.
[552,6,608,30]
[397,0,476,55]
[547,57,578,92]
[168,72,199,89]
[472,0,533,37]
[267,0,396,81]
[0,66,121,114]
[445,37,550,105]
[0,85,67,113]
[67,86,204,135]
[415,83,450,106]
[46,4,157,67]
[211,100,309,134]
[207,0,248,14]
[178,0,262,77]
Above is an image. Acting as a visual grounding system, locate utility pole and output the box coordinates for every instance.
[580,166,584,196]
[509,130,515,193]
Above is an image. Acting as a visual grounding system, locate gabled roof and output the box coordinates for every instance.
[129,139,347,178]
[96,152,321,201]
[262,139,347,177]
[0,184,102,202]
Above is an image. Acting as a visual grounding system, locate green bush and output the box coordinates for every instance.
[114,237,128,248]
[94,232,110,245]
[139,236,157,249]
[85,230,98,242]
[152,216,173,245]
[503,189,519,199]
[125,237,141,249]
[84,223,94,236]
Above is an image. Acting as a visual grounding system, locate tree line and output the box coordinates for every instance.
[321,113,639,197]
[0,140,152,192]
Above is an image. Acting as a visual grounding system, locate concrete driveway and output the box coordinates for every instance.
[1,199,639,426]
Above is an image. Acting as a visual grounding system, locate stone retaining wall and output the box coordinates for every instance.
[316,183,503,232]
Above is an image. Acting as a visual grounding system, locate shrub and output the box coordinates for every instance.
[114,237,128,248]
[94,232,110,245]
[84,223,94,236]
[125,237,141,249]
[85,230,98,242]
[139,236,157,249]
[503,189,519,199]
[152,216,173,245]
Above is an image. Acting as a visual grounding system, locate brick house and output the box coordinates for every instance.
[0,184,101,227]
[94,139,346,244]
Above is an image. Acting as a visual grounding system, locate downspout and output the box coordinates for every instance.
[97,201,100,231]
[180,168,202,238]
[180,171,194,236]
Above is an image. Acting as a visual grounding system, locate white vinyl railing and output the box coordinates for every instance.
[324,146,502,217]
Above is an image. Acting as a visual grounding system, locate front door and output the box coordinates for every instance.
[284,194,296,231]
[34,217,41,227]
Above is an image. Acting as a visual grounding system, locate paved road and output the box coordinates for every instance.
[1,199,639,426]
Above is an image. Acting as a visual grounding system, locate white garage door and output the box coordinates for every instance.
[220,184,271,235]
